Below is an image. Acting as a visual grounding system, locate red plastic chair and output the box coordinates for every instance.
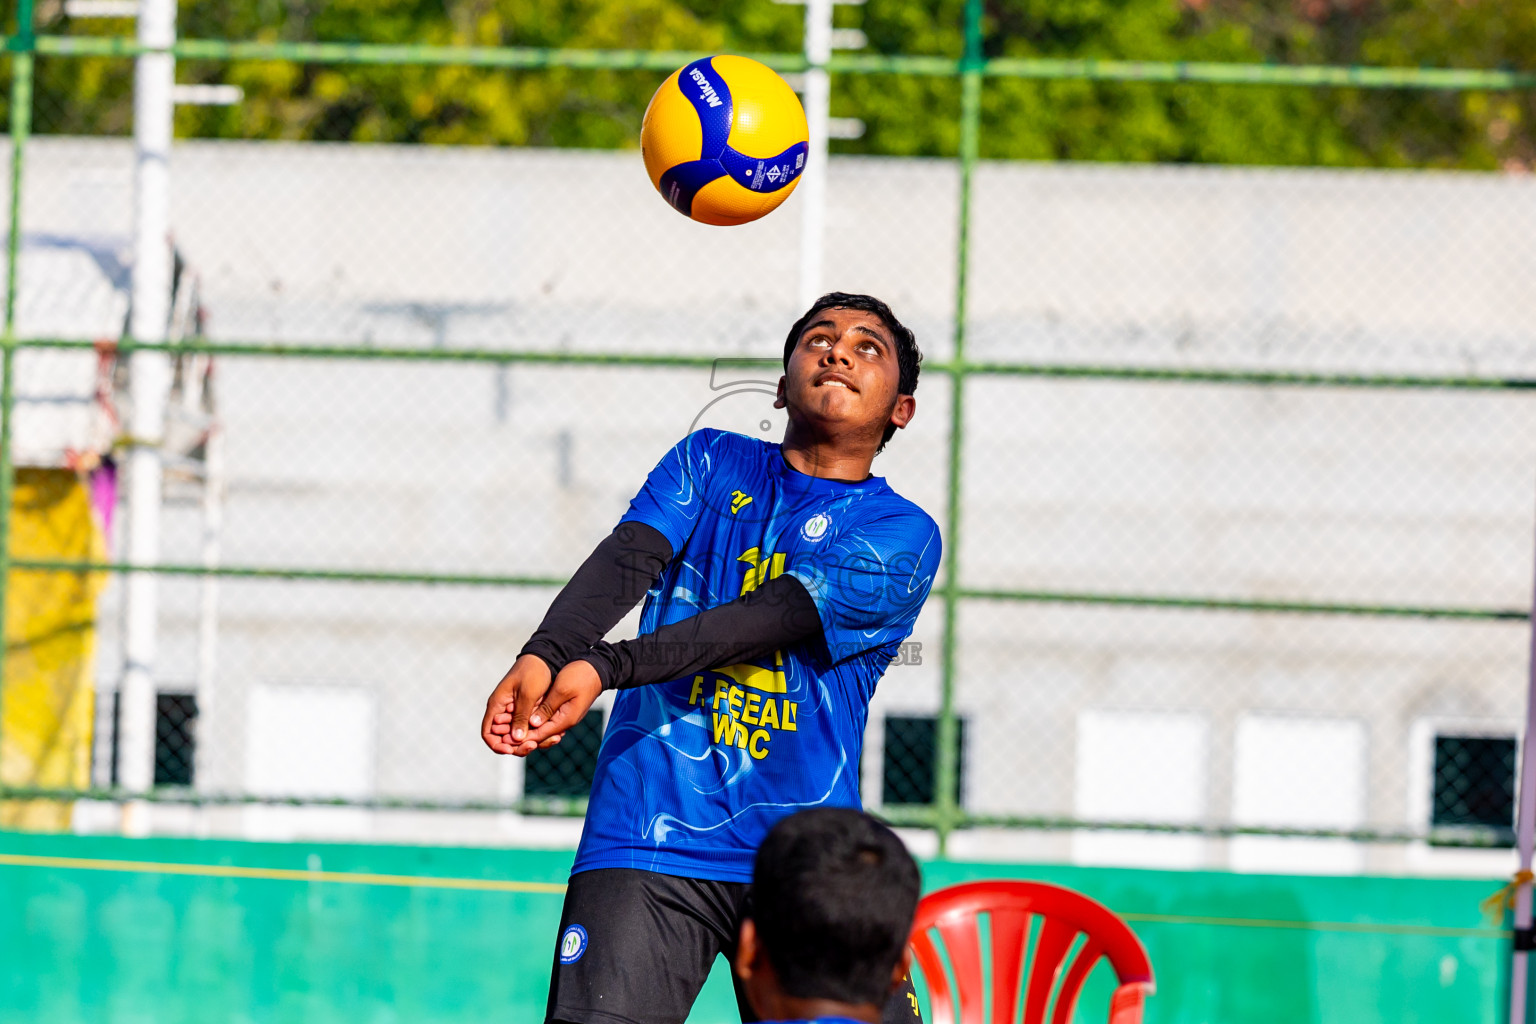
[908,880,1155,1024]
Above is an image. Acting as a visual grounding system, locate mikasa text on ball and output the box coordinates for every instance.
[642,55,810,226]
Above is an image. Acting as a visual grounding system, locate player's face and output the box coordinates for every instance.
[777,307,912,440]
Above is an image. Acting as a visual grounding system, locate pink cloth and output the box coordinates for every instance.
[89,457,117,554]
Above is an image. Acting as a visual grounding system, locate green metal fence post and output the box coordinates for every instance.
[0,0,34,764]
[934,0,984,857]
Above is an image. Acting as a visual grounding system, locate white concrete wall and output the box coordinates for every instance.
[15,138,1534,868]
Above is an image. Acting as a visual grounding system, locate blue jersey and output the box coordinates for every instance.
[571,428,942,882]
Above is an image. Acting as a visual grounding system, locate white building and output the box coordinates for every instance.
[19,137,1535,873]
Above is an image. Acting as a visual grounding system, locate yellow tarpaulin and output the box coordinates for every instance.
[1,468,107,830]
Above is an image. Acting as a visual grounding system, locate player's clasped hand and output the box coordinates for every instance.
[481,652,554,757]
[482,654,603,757]
[522,661,603,747]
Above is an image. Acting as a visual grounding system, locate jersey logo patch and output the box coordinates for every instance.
[800,513,831,541]
[559,924,589,964]
[730,489,754,514]
[737,546,786,595]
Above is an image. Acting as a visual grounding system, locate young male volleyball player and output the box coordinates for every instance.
[480,292,939,1024]
[736,808,923,1024]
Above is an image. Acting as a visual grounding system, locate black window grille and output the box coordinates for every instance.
[108,690,198,788]
[154,694,198,787]
[523,711,607,799]
[881,714,966,807]
[1431,734,1515,843]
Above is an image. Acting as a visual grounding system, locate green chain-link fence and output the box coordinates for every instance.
[3,0,1535,871]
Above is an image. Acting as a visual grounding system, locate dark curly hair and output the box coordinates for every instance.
[782,292,922,452]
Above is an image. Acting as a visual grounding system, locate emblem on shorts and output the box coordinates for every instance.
[800,513,831,541]
[559,924,589,964]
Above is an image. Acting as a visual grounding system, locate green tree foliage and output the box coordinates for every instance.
[1190,0,1536,167]
[12,0,1536,168]
[175,0,738,145]
[1360,0,1536,168]
[838,0,1363,163]
[27,0,136,136]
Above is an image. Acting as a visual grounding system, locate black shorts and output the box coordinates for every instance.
[545,867,924,1024]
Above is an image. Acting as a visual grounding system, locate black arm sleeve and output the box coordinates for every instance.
[517,521,674,675]
[579,573,823,692]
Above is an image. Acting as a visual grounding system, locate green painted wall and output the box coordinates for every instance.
[0,830,1509,1024]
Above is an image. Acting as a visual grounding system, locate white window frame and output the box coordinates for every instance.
[1072,709,1210,870]
[243,681,378,842]
[1228,712,1367,875]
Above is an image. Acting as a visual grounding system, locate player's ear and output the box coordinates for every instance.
[888,947,914,993]
[773,376,787,410]
[888,394,915,430]
[734,917,760,981]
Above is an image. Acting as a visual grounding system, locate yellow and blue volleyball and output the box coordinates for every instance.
[641,55,810,227]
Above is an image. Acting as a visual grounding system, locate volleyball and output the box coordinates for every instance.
[641,55,810,227]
